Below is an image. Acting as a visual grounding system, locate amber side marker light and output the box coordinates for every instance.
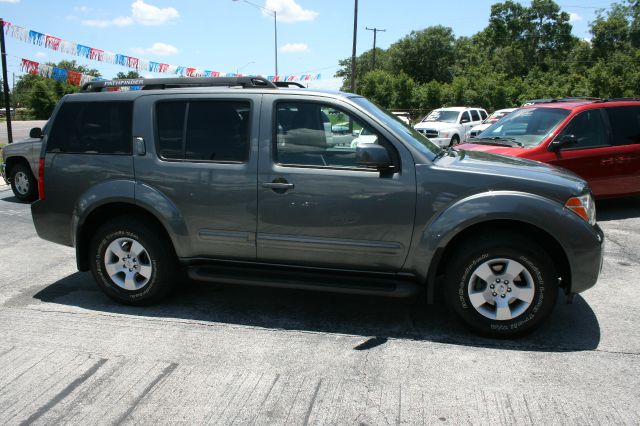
[565,194,596,225]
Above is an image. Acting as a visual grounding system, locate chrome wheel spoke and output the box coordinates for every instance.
[495,298,512,320]
[129,241,145,257]
[515,286,535,304]
[104,262,122,277]
[473,262,494,282]
[468,291,487,309]
[137,264,152,279]
[504,259,524,280]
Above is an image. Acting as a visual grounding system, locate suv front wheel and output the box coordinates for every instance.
[90,217,176,305]
[445,233,558,337]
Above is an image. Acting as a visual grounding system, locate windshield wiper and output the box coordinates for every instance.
[469,137,523,147]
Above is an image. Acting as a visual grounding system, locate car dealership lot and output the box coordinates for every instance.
[0,183,639,424]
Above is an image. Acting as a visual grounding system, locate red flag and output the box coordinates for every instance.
[67,71,82,86]
[158,63,169,73]
[127,56,139,69]
[44,35,61,50]
[89,48,104,61]
[20,58,39,74]
[185,67,196,77]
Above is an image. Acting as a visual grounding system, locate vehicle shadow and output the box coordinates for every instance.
[597,196,640,221]
[0,195,29,204]
[32,272,600,353]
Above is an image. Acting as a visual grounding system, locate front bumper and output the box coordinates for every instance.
[568,223,605,294]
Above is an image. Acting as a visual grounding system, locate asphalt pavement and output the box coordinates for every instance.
[0,181,639,425]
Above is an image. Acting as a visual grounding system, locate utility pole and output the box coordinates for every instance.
[366,27,386,70]
[0,18,13,144]
[350,0,358,93]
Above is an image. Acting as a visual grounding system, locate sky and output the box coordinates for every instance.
[0,0,618,90]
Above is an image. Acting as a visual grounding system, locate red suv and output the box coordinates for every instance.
[459,99,640,199]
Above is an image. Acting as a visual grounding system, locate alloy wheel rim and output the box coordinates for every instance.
[103,237,153,290]
[467,257,535,321]
[14,171,29,195]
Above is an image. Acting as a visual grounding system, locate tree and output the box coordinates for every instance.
[115,71,142,79]
[28,80,58,119]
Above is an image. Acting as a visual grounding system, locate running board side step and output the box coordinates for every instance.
[186,265,419,298]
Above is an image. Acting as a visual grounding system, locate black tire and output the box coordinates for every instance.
[89,216,177,305]
[10,163,37,202]
[449,135,460,147]
[444,233,558,338]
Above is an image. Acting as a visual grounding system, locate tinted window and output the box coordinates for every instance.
[275,102,390,168]
[461,111,471,123]
[47,101,133,154]
[156,102,186,159]
[606,106,640,146]
[470,110,480,121]
[559,109,608,149]
[156,101,250,162]
[480,110,488,120]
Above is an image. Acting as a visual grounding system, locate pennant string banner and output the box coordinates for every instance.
[4,20,321,82]
[20,57,103,88]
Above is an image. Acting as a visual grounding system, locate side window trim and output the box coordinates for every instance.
[272,100,400,171]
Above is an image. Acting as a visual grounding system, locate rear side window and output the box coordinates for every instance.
[606,106,640,146]
[156,100,250,162]
[461,111,471,123]
[47,101,133,154]
[470,110,480,121]
[480,110,488,120]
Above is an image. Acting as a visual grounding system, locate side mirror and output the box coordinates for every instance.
[550,134,577,151]
[356,144,391,170]
[29,127,43,139]
[460,117,470,124]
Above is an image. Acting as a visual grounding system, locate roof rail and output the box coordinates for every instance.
[80,76,278,92]
[595,97,640,102]
[273,81,306,88]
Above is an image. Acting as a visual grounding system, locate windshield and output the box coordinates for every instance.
[351,97,442,159]
[476,107,570,147]
[422,110,459,123]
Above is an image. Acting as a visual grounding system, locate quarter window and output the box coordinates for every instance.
[605,106,640,146]
[156,101,250,162]
[275,102,391,168]
[559,110,608,149]
[47,101,133,154]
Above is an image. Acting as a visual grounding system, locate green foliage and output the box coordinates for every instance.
[335,0,640,113]
[116,71,142,79]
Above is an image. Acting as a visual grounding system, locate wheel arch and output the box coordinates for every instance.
[426,219,571,303]
[4,156,32,181]
[75,202,178,272]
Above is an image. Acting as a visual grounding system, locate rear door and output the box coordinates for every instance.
[602,105,640,197]
[256,95,417,271]
[133,93,260,260]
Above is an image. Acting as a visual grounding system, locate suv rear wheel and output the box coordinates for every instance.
[444,233,558,337]
[10,163,37,202]
[90,217,177,305]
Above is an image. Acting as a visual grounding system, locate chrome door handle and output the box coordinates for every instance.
[262,182,294,189]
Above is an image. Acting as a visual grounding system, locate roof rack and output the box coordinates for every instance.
[595,97,640,102]
[273,81,306,88]
[80,76,278,92]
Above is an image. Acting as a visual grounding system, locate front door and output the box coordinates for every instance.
[256,96,416,271]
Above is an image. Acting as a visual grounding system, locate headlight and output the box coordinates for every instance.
[565,193,596,225]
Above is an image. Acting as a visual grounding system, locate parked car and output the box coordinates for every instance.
[30,77,603,337]
[1,123,47,201]
[466,108,517,140]
[458,99,640,199]
[414,107,487,147]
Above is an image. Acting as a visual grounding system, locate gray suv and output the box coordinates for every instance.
[30,77,604,337]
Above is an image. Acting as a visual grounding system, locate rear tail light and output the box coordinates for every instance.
[38,158,45,200]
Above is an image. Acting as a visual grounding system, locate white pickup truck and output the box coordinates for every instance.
[414,107,487,147]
